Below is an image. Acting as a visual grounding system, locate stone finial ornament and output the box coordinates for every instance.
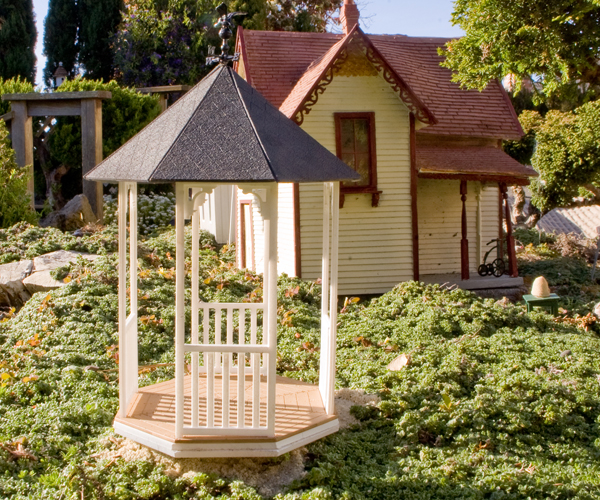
[531,276,551,298]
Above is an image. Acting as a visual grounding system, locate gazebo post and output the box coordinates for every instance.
[175,182,186,439]
[263,184,279,434]
[319,182,340,415]
[191,189,202,429]
[118,181,139,418]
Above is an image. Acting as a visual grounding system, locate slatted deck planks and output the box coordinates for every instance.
[116,375,335,443]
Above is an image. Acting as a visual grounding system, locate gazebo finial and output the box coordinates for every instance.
[207,3,246,66]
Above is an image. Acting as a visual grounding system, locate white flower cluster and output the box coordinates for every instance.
[103,190,176,236]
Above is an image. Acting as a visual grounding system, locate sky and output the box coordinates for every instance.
[30,0,464,87]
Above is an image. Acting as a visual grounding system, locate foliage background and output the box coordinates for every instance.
[0,0,37,82]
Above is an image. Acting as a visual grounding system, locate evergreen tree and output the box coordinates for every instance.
[43,0,78,87]
[0,0,37,82]
[78,0,124,81]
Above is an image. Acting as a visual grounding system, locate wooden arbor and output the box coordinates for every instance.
[85,64,359,457]
[1,91,111,217]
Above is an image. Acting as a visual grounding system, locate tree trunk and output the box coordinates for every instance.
[512,186,527,226]
[42,165,71,210]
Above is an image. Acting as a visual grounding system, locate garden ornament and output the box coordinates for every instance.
[206,3,246,66]
[531,276,551,298]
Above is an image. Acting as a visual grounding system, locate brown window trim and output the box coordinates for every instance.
[334,112,381,207]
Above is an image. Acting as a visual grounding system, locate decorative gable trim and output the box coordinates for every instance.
[234,27,253,86]
[285,27,437,127]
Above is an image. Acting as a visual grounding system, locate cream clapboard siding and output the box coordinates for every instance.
[479,183,500,263]
[199,185,236,244]
[299,75,413,295]
[237,184,295,275]
[418,179,481,275]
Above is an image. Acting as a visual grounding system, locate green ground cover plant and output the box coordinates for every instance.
[0,223,599,499]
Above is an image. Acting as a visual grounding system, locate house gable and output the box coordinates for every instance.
[296,53,415,294]
[279,27,436,128]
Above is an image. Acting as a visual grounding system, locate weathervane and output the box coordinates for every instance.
[206,3,246,66]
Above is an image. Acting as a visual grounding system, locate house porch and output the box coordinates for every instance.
[421,273,523,291]
[114,374,338,458]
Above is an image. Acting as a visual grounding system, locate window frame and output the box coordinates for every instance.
[334,112,379,195]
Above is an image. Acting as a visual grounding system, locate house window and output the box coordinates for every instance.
[335,112,380,206]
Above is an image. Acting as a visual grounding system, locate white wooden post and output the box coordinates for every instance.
[117,182,128,418]
[319,183,331,406]
[264,184,278,434]
[125,183,139,407]
[175,183,186,438]
[191,190,201,428]
[319,182,339,415]
[117,182,139,417]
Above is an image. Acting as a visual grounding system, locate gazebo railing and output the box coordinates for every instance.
[174,183,278,438]
[180,302,272,436]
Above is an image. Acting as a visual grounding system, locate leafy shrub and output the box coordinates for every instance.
[0,223,117,264]
[0,77,35,115]
[0,122,37,228]
[1,226,600,498]
[103,190,175,236]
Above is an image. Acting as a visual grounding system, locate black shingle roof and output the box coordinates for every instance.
[85,65,360,183]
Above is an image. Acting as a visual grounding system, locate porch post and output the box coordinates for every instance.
[174,183,186,438]
[460,180,469,280]
[476,184,482,268]
[501,183,518,277]
[498,184,504,260]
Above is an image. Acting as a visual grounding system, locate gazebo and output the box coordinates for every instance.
[84,60,359,456]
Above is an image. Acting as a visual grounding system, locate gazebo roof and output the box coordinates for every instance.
[85,65,360,184]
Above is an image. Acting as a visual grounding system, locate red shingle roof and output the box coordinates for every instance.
[279,35,348,120]
[237,29,523,140]
[417,145,537,181]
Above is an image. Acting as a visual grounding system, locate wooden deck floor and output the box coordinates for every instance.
[115,375,335,443]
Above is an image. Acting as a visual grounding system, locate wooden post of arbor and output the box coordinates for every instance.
[500,183,519,277]
[81,99,104,220]
[1,91,112,219]
[460,180,469,280]
[9,102,34,209]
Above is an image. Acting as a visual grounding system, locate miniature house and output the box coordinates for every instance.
[229,0,537,295]
[84,63,359,457]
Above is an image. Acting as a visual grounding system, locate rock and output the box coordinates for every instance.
[40,194,97,231]
[387,353,411,371]
[22,271,66,294]
[0,260,33,308]
[32,250,98,273]
[594,302,600,318]
[22,251,99,295]
[560,350,572,358]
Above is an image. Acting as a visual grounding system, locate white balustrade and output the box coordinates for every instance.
[174,184,278,438]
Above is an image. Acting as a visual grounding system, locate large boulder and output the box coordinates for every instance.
[32,250,98,273]
[0,260,33,308]
[22,271,65,294]
[40,194,97,231]
[22,250,99,294]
